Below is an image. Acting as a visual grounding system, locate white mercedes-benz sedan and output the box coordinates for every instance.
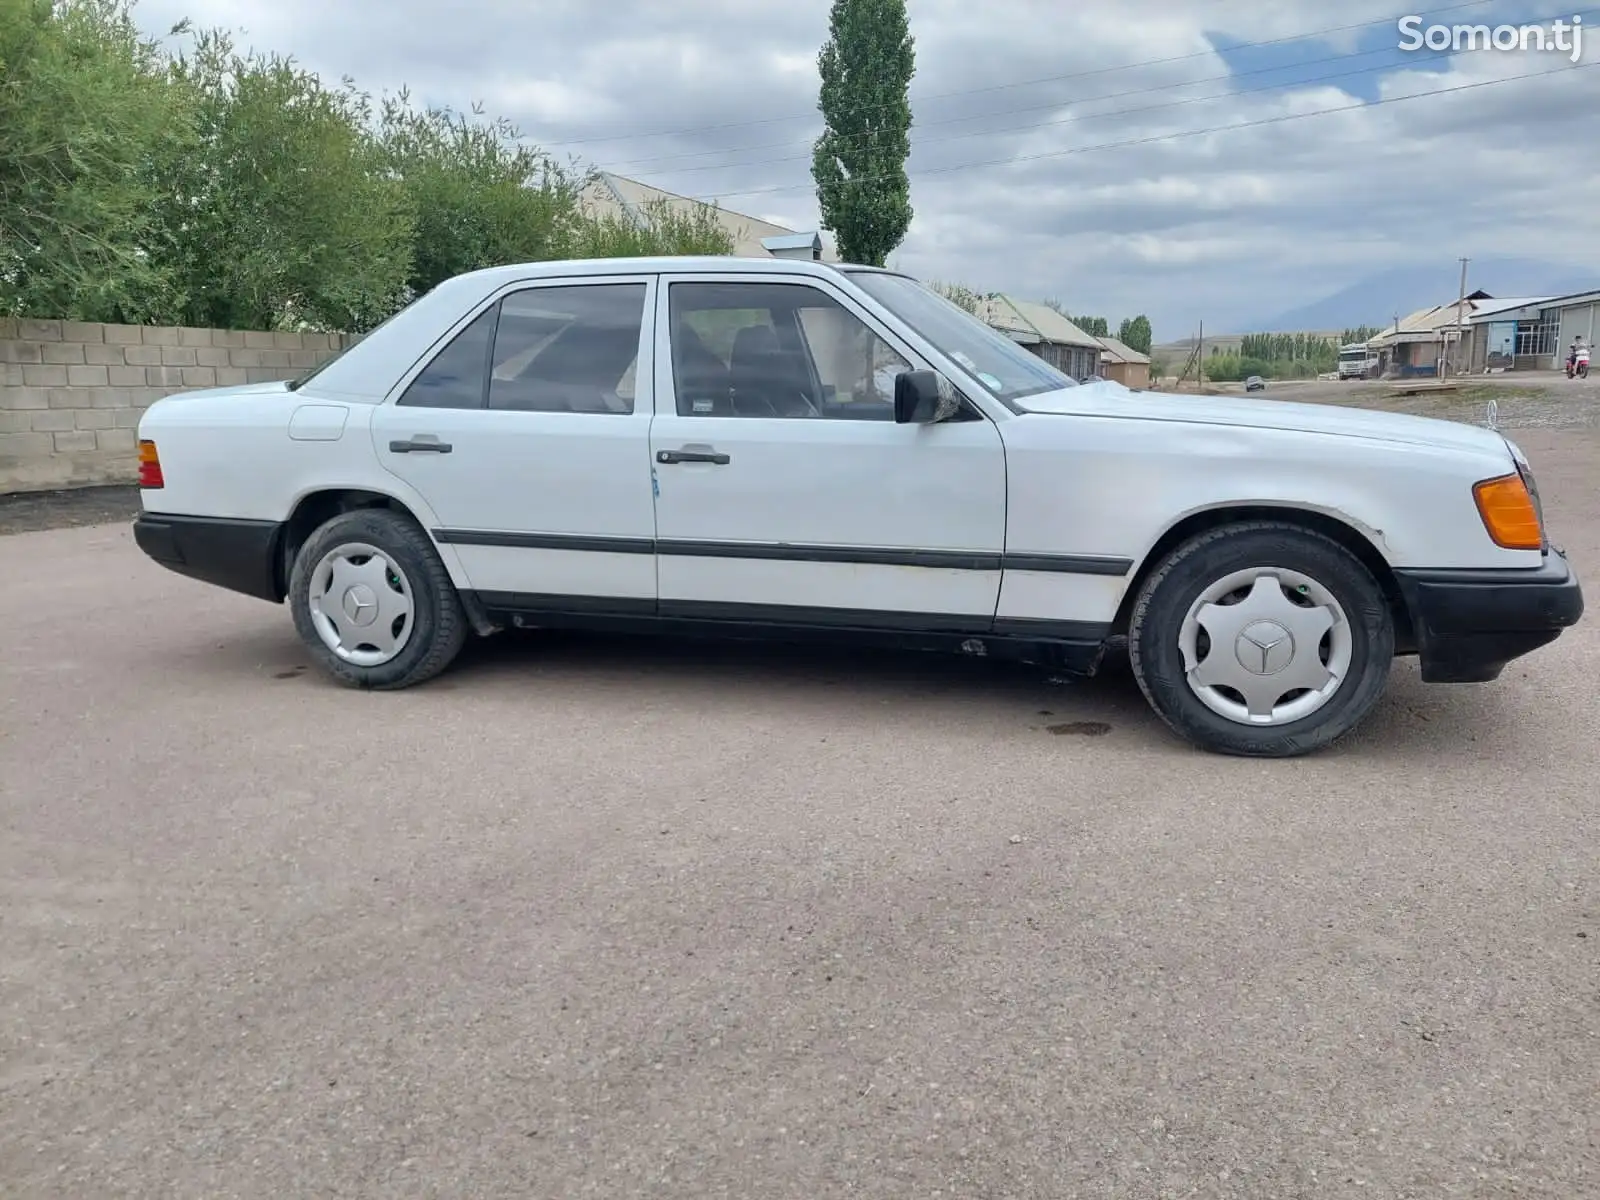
[132,256,1583,757]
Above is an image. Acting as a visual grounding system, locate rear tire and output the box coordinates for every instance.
[288,508,468,689]
[1127,522,1394,757]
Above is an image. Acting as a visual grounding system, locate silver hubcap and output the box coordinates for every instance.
[306,542,414,667]
[1178,567,1352,726]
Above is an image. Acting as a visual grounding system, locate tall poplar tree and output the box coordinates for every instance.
[811,0,914,266]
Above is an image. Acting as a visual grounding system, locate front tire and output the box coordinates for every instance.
[288,508,468,689]
[1127,522,1395,757]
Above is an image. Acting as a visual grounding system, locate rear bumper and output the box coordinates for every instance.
[133,513,284,603]
[1394,550,1584,682]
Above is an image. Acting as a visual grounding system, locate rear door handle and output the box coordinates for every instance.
[657,448,730,465]
[390,436,451,453]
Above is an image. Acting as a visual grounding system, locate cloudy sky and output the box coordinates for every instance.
[130,0,1600,338]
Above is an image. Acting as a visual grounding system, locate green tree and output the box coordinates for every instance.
[1044,298,1109,338]
[573,197,734,259]
[930,280,982,314]
[3,3,739,332]
[0,0,185,321]
[378,94,586,299]
[160,29,413,331]
[1117,314,1152,355]
[811,0,914,266]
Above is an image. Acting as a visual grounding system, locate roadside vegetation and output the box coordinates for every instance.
[1201,328,1386,382]
[0,0,733,331]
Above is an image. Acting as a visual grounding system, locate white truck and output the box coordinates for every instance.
[131,256,1582,757]
[1338,342,1378,380]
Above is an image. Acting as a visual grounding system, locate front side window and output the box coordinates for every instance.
[397,281,647,411]
[668,281,910,419]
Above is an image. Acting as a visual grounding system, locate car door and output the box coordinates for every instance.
[648,272,1007,627]
[370,276,657,610]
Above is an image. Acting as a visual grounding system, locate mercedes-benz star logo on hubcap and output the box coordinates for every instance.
[342,584,378,626]
[1235,620,1294,674]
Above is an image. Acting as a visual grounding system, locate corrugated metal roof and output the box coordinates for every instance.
[1541,288,1600,308]
[1371,299,1476,344]
[582,172,834,260]
[974,294,1101,348]
[761,232,821,252]
[1096,335,1150,364]
[1467,296,1552,317]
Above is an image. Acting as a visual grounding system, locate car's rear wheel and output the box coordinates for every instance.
[1127,521,1395,757]
[288,508,467,689]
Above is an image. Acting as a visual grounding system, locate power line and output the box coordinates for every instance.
[540,1,1494,149]
[690,58,1596,202]
[604,42,1405,174]
[608,3,1591,176]
[641,7,1596,181]
[613,51,1465,181]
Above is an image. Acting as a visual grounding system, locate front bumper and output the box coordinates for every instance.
[133,513,285,603]
[1394,550,1584,682]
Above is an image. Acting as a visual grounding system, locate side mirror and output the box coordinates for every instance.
[894,369,962,424]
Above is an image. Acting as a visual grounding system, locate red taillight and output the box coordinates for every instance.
[138,439,164,489]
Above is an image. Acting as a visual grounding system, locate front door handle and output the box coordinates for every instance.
[390,436,452,453]
[657,448,730,465]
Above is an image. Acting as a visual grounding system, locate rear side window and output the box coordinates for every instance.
[397,308,496,408]
[487,283,647,413]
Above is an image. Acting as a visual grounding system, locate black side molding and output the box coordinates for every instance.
[435,530,655,554]
[432,530,1132,576]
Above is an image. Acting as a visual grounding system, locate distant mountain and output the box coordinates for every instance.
[1243,257,1596,333]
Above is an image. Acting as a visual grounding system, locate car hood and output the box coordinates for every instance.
[1015,380,1508,455]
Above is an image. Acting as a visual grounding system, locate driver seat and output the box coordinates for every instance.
[728,324,813,417]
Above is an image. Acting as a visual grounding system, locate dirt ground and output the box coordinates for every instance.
[1195,369,1600,430]
[1,410,1596,1198]
[0,485,141,535]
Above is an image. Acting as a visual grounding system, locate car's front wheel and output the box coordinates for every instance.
[288,508,468,689]
[1127,521,1395,757]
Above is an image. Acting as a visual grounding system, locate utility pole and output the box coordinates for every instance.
[1451,256,1469,377]
[1197,320,1204,388]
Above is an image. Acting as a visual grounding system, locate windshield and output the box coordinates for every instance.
[847,271,1076,402]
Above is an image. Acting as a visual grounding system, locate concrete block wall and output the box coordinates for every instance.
[1,318,351,492]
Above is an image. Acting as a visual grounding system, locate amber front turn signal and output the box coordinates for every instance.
[1473,472,1541,549]
[137,439,163,489]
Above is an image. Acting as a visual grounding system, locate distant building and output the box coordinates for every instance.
[1367,290,1496,377]
[973,295,1103,379]
[582,170,834,261]
[1464,289,1598,371]
[1096,336,1151,388]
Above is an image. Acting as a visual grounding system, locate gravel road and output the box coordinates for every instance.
[1,428,1595,1199]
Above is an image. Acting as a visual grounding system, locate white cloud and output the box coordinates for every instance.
[128,0,1600,335]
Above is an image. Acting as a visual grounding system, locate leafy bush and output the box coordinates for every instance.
[0,0,735,329]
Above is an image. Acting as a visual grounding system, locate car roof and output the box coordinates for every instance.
[448,255,879,288]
